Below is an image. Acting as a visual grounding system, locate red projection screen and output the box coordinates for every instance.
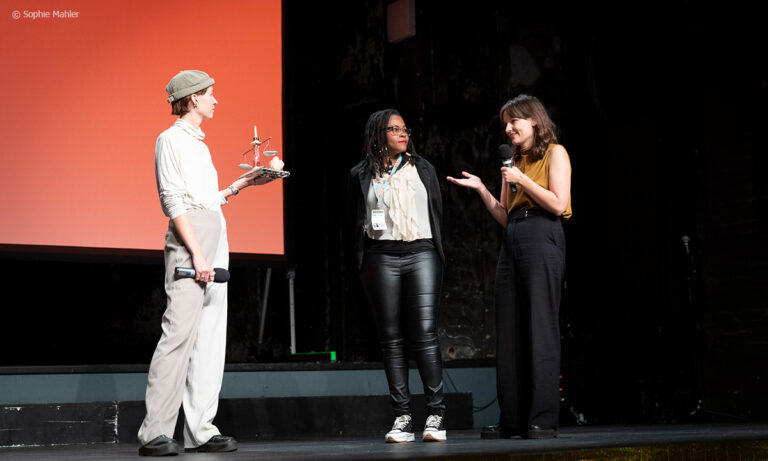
[0,0,284,256]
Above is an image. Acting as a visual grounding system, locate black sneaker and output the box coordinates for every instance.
[138,434,181,457]
[422,414,446,442]
[385,415,415,443]
[184,435,238,452]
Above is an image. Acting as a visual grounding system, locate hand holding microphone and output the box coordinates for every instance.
[498,144,518,193]
[175,267,230,283]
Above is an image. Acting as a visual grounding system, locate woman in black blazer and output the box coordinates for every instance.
[347,109,446,443]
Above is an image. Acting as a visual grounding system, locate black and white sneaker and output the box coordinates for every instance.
[422,414,446,442]
[385,414,415,443]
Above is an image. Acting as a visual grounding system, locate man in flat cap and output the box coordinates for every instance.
[137,70,279,456]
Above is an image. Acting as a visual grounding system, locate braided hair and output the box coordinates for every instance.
[362,109,416,177]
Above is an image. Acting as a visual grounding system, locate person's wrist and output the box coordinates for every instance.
[228,184,239,196]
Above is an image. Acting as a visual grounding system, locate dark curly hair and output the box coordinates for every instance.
[362,109,417,177]
[499,95,558,163]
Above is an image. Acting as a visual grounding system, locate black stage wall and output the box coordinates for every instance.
[2,0,767,427]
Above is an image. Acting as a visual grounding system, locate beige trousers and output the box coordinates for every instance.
[138,209,230,448]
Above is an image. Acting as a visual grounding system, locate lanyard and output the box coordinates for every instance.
[372,155,402,205]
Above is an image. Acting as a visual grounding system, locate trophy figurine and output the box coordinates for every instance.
[238,125,290,180]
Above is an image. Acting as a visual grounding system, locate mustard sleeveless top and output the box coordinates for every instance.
[505,143,572,220]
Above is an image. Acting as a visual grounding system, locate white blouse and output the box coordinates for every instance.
[364,162,432,241]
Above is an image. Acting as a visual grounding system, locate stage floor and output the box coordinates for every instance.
[2,424,768,460]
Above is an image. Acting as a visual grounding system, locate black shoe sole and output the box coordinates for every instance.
[138,446,180,456]
[523,430,558,439]
[185,441,238,453]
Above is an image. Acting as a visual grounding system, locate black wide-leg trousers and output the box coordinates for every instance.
[360,249,445,416]
[495,212,565,431]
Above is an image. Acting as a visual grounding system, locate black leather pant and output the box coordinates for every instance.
[496,211,566,431]
[360,249,445,416]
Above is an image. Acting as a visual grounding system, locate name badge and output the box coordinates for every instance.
[371,209,387,230]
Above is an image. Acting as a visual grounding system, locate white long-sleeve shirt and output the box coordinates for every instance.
[155,119,227,219]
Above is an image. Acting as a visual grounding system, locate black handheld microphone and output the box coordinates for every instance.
[498,144,517,193]
[175,267,230,283]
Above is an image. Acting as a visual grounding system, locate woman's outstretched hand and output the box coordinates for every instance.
[446,171,484,191]
[447,170,508,226]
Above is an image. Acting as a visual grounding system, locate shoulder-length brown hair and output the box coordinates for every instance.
[499,95,558,162]
[362,109,417,177]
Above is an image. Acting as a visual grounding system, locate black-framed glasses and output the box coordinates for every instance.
[386,126,412,136]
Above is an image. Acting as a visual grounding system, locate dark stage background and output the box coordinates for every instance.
[2,0,767,427]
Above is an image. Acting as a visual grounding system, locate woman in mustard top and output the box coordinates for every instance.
[448,94,571,439]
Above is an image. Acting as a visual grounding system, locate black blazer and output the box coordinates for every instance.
[347,154,444,271]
